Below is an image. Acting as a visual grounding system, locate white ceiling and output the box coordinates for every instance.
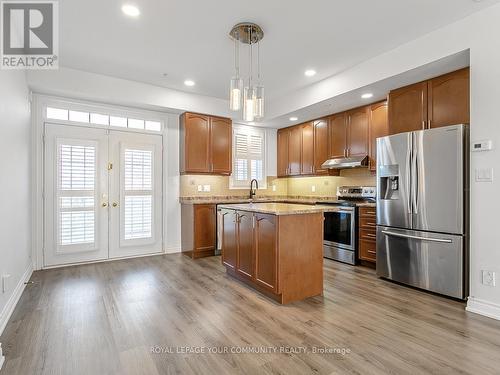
[60,0,497,112]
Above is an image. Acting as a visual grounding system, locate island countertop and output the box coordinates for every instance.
[217,202,338,215]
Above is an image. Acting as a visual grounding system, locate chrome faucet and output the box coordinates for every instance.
[250,179,259,199]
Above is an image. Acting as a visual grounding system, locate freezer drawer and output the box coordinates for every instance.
[376,226,465,299]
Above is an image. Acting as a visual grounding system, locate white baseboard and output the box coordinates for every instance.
[165,246,181,254]
[466,297,500,321]
[0,342,4,371]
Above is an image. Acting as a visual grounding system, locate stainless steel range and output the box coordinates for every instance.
[323,186,376,265]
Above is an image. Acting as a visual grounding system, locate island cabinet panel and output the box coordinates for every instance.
[288,125,302,176]
[181,203,216,259]
[346,107,369,157]
[254,214,278,293]
[277,128,289,177]
[329,112,347,158]
[368,101,389,171]
[236,212,255,280]
[180,112,232,175]
[388,81,428,135]
[221,209,237,270]
[301,122,314,175]
[428,67,470,128]
[313,119,329,175]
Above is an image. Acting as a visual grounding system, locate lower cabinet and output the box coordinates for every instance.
[181,203,216,259]
[236,212,255,280]
[254,213,278,292]
[221,209,237,270]
[358,206,377,263]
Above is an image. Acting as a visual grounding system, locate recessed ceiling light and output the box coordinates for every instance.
[289,116,298,121]
[304,69,316,77]
[184,80,195,87]
[361,93,374,99]
[121,4,140,17]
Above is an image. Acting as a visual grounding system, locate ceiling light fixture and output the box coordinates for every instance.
[184,80,195,87]
[361,93,373,99]
[304,69,316,77]
[289,116,298,121]
[121,4,140,17]
[229,23,265,122]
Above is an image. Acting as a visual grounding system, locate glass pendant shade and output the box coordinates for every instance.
[230,77,243,111]
[243,86,255,122]
[254,85,264,120]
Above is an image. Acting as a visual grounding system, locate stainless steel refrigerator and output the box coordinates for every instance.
[376,124,469,299]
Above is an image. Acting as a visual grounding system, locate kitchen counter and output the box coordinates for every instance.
[217,202,338,215]
[180,196,376,207]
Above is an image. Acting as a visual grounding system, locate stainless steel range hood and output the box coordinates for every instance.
[321,155,368,169]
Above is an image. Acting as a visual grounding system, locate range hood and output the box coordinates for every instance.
[321,155,368,169]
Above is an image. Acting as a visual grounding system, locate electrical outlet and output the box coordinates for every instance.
[272,185,276,192]
[475,168,493,182]
[197,185,202,192]
[482,270,496,287]
[203,185,211,192]
[311,185,316,192]
[2,274,11,293]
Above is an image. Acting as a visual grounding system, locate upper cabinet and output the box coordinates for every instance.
[346,107,369,157]
[313,119,329,175]
[180,112,232,175]
[277,128,289,177]
[328,113,347,159]
[288,125,302,176]
[428,68,470,128]
[368,101,389,171]
[388,68,470,135]
[301,122,314,175]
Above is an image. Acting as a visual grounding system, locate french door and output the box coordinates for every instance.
[44,123,163,267]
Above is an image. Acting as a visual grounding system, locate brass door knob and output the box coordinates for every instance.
[112,202,118,207]
[102,202,108,207]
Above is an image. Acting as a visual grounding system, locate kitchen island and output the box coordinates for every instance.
[218,202,332,304]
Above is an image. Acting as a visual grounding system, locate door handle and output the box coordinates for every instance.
[102,202,108,207]
[381,230,452,243]
[112,202,118,207]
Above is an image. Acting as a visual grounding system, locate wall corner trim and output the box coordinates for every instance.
[466,297,500,321]
[0,263,34,336]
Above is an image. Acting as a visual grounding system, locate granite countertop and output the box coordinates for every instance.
[217,202,340,216]
[180,196,376,208]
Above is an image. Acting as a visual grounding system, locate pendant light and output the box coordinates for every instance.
[229,23,264,122]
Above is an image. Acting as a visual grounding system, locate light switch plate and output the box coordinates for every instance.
[1,274,11,293]
[311,185,316,192]
[272,185,276,192]
[482,270,496,287]
[475,168,493,182]
[197,185,202,192]
[203,185,211,192]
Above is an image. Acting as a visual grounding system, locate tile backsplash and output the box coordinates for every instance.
[180,168,375,198]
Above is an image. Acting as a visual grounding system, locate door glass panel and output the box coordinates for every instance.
[124,195,152,239]
[324,211,352,246]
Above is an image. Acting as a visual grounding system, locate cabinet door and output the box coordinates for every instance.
[183,113,211,173]
[329,113,347,158]
[221,209,237,270]
[236,212,255,280]
[254,213,278,292]
[368,101,388,171]
[210,117,232,174]
[301,122,314,175]
[288,126,302,176]
[194,204,216,254]
[388,81,427,135]
[313,119,329,175]
[277,129,289,177]
[428,68,470,128]
[347,107,369,157]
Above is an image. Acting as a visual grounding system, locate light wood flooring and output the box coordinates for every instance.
[1,254,500,375]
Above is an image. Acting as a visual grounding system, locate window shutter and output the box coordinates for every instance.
[231,126,266,188]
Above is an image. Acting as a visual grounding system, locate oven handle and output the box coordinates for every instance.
[381,230,452,243]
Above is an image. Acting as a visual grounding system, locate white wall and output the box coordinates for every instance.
[0,70,32,336]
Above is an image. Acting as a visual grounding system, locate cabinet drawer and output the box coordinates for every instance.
[359,207,376,217]
[359,216,376,230]
[359,239,376,262]
[359,228,377,242]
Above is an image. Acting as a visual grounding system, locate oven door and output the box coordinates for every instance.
[324,208,355,251]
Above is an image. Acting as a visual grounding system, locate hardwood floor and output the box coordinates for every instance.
[1,254,500,375]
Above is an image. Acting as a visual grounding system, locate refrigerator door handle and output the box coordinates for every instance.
[406,133,412,215]
[381,230,453,243]
[411,133,419,214]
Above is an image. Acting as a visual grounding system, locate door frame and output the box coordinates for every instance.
[31,94,171,269]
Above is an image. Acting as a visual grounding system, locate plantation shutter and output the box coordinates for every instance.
[232,126,266,188]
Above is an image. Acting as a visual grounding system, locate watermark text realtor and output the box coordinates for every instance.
[1,0,58,69]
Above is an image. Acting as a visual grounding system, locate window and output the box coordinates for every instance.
[46,106,163,132]
[230,125,266,188]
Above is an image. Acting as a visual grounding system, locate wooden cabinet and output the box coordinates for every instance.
[277,128,289,177]
[181,203,216,259]
[180,112,232,175]
[221,209,237,269]
[358,206,377,263]
[254,213,278,292]
[346,107,369,157]
[288,126,302,176]
[313,119,329,175]
[368,101,389,171]
[428,68,470,128]
[236,212,255,280]
[329,112,347,158]
[301,122,314,175]
[388,68,469,135]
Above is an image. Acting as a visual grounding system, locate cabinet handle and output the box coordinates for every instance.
[422,120,426,129]
[428,119,432,128]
